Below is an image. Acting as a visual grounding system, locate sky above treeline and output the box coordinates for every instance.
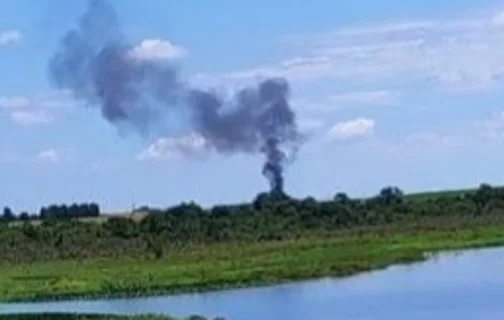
[2,0,504,213]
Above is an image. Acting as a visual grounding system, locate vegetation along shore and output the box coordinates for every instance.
[2,184,504,302]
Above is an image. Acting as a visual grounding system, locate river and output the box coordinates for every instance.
[2,247,504,320]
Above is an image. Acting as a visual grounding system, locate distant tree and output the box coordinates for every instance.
[269,188,289,202]
[69,204,80,218]
[211,205,232,217]
[39,207,48,220]
[59,204,69,219]
[77,203,89,217]
[472,183,494,214]
[253,191,289,210]
[2,206,15,222]
[300,196,318,209]
[333,192,351,205]
[19,212,30,221]
[253,192,272,210]
[89,202,100,217]
[135,205,150,213]
[47,205,59,219]
[378,186,404,205]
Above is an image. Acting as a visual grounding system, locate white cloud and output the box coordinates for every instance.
[199,10,504,92]
[10,110,52,126]
[0,30,22,46]
[129,39,189,61]
[0,96,30,109]
[0,90,75,126]
[474,110,504,142]
[492,10,504,26]
[199,55,334,86]
[138,132,210,161]
[405,132,460,147]
[328,90,401,107]
[36,149,65,163]
[367,132,464,164]
[327,117,375,141]
[290,89,400,120]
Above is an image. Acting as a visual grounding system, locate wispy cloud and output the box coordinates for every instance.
[36,149,63,163]
[474,110,504,142]
[328,90,401,107]
[0,30,22,46]
[198,10,504,92]
[0,90,75,126]
[404,132,460,147]
[129,39,189,61]
[35,148,75,164]
[327,117,375,141]
[291,89,401,121]
[10,110,52,126]
[138,132,210,161]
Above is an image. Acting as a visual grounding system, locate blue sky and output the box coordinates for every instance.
[3,0,504,213]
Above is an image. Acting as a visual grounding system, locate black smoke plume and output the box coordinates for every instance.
[48,0,301,194]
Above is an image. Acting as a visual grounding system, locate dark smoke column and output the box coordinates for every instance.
[48,0,302,195]
[262,137,285,194]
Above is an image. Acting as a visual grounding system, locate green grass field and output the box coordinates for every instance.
[404,187,479,202]
[3,217,504,302]
[8,211,149,227]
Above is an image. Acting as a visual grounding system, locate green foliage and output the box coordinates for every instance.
[3,218,504,303]
[39,203,101,221]
[2,206,15,223]
[2,184,504,263]
[2,183,504,302]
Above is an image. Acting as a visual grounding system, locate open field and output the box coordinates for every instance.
[2,217,504,302]
[404,187,480,202]
[8,211,149,227]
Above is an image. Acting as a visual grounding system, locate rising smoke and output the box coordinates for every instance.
[48,0,301,194]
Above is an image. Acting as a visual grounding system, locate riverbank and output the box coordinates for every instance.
[2,216,504,302]
[0,313,212,320]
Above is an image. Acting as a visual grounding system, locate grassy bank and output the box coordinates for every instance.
[2,216,504,302]
[0,314,215,320]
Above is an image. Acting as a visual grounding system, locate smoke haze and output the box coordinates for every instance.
[48,0,301,194]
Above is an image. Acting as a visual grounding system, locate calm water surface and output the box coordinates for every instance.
[2,247,504,320]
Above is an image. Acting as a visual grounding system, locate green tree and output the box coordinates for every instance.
[333,192,351,206]
[89,202,100,217]
[378,186,404,205]
[2,206,15,222]
[19,212,30,221]
[472,183,494,214]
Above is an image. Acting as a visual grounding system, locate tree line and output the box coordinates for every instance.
[1,202,100,223]
[1,183,503,263]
